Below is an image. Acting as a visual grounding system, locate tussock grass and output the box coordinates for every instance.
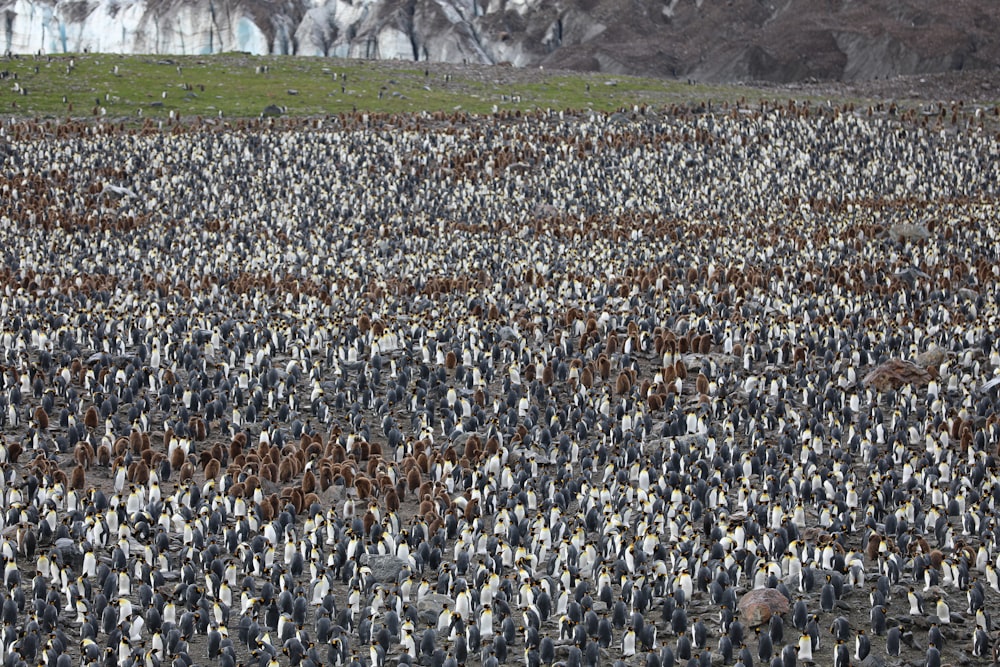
[0,52,799,121]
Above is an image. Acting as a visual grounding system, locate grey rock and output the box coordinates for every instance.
[861,655,886,667]
[511,448,550,465]
[532,203,560,218]
[893,266,930,286]
[417,594,454,626]
[262,104,284,117]
[914,346,947,369]
[888,223,932,242]
[497,326,518,342]
[362,554,405,583]
[450,432,472,450]
[958,288,980,303]
[54,538,81,567]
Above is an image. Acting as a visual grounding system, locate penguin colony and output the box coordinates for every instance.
[0,99,999,667]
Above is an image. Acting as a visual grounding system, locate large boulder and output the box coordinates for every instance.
[862,358,932,391]
[888,223,932,242]
[738,588,790,627]
[362,554,405,583]
[914,346,946,370]
[417,593,455,626]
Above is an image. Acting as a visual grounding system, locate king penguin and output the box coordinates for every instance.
[854,629,870,661]
[973,627,990,658]
[886,627,901,656]
[833,640,850,667]
[926,642,941,667]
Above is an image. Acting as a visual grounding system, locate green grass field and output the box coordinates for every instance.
[0,52,808,120]
[2,52,996,125]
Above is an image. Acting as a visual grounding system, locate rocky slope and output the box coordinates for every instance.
[1,0,997,83]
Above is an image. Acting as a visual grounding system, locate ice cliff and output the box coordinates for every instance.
[0,0,558,66]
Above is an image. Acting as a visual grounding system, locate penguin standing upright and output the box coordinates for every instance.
[926,643,941,667]
[717,636,733,664]
[833,640,850,667]
[907,587,923,616]
[768,613,783,646]
[854,629,870,661]
[973,627,989,658]
[806,616,821,652]
[986,564,1000,594]
[820,580,836,613]
[539,637,554,666]
[676,634,692,661]
[622,628,637,657]
[886,627,901,656]
[936,597,951,624]
[927,624,943,652]
[597,615,613,648]
[870,605,886,636]
[671,607,688,636]
[792,599,808,631]
[693,619,707,649]
[797,633,812,662]
[757,628,772,663]
[829,617,850,642]
[975,607,991,632]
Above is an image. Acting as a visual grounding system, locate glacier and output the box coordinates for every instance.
[0,0,549,64]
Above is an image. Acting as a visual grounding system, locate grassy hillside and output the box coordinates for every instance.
[0,52,784,120]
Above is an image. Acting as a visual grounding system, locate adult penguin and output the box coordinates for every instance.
[925,642,941,667]
[829,617,850,642]
[756,628,772,663]
[671,607,688,636]
[717,636,733,664]
[693,618,707,649]
[973,628,990,658]
[676,634,692,662]
[820,580,836,613]
[870,605,887,636]
[768,613,782,646]
[886,627,901,657]
[833,640,850,667]
[598,615,613,648]
[854,629,870,662]
[792,599,808,632]
[539,636,555,666]
[927,624,943,652]
[796,633,812,662]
